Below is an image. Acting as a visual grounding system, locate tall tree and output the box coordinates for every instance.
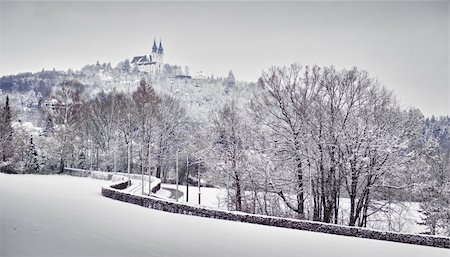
[24,137,40,173]
[46,80,84,172]
[0,96,14,162]
[250,64,311,218]
[154,95,190,180]
[225,70,236,94]
[209,101,248,211]
[132,78,160,185]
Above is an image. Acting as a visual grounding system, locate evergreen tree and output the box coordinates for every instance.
[225,70,236,94]
[77,146,86,169]
[0,96,13,162]
[43,116,54,135]
[24,137,40,173]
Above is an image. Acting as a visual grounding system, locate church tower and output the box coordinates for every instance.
[152,39,158,55]
[157,39,164,70]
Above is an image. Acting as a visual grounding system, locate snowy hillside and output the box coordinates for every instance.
[1,174,448,257]
[0,66,253,124]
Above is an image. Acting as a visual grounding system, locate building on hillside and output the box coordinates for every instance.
[43,98,63,110]
[174,75,192,80]
[131,39,164,74]
[193,71,206,80]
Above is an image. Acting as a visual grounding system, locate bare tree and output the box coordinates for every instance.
[46,80,84,172]
[250,64,315,218]
[153,95,190,181]
[208,101,249,211]
[249,64,422,225]
[83,91,126,171]
[132,78,161,190]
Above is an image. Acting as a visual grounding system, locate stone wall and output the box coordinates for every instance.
[102,180,450,249]
[63,168,112,180]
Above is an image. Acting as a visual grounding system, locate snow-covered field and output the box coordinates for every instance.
[1,174,448,257]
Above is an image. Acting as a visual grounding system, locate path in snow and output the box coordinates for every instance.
[1,173,448,257]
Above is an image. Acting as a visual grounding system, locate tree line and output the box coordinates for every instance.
[0,63,448,235]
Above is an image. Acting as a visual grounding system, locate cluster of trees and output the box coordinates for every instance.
[37,79,199,183]
[206,64,449,235]
[0,96,40,174]
[415,116,450,235]
[0,70,63,95]
[1,63,448,236]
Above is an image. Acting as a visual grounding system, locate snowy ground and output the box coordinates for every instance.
[1,174,448,257]
[156,183,228,208]
[158,183,428,234]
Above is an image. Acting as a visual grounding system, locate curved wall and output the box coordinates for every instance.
[102,180,449,249]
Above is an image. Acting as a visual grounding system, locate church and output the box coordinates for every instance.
[131,39,164,73]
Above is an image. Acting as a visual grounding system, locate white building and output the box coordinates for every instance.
[131,39,164,74]
[193,70,206,80]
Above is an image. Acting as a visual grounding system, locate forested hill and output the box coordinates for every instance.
[0,61,195,96]
[0,70,67,95]
[0,61,255,123]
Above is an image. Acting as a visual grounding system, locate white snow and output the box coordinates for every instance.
[159,183,228,209]
[1,173,448,257]
[11,121,42,136]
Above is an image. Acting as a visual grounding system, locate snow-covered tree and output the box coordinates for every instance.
[250,64,313,218]
[24,136,40,173]
[84,91,126,171]
[0,95,13,162]
[153,95,191,180]
[132,78,161,182]
[250,64,423,225]
[224,70,236,94]
[209,101,249,211]
[416,117,450,236]
[46,80,85,172]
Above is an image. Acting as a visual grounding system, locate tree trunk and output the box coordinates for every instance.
[234,166,243,212]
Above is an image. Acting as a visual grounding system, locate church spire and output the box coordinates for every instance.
[158,39,164,54]
[152,38,158,53]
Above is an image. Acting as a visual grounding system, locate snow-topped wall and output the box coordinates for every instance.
[102,180,449,249]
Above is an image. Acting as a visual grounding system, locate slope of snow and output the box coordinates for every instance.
[1,173,448,257]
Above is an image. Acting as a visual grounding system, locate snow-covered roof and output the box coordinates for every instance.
[11,121,43,135]
[131,55,156,66]
[131,56,146,63]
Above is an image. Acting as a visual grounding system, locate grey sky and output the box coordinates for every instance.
[0,1,448,116]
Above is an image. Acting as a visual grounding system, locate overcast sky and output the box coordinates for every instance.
[0,1,448,116]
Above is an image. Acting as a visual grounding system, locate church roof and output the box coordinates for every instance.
[131,55,156,65]
[131,56,145,63]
